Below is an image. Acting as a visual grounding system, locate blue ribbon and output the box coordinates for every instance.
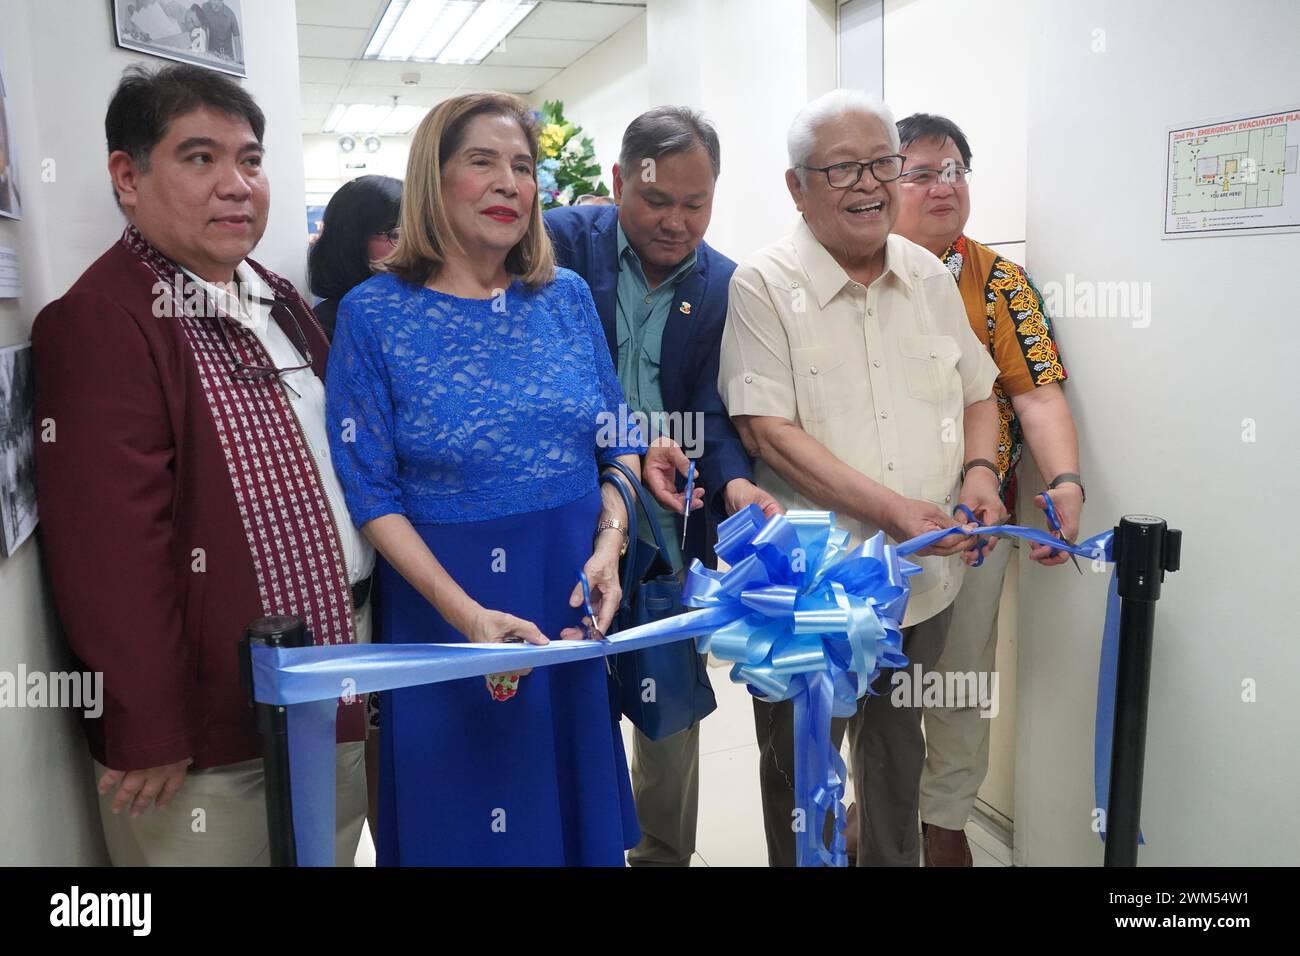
[251,508,1134,865]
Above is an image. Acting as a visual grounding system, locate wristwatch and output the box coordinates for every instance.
[595,517,629,556]
[961,458,1000,483]
[1048,472,1086,503]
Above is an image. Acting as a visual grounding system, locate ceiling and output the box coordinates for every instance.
[296,0,646,135]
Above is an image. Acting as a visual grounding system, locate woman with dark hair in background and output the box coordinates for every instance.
[308,174,403,340]
[309,174,402,849]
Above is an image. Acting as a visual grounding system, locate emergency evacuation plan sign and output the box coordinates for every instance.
[1165,106,1300,238]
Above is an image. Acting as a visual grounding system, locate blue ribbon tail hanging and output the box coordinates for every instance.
[286,698,340,867]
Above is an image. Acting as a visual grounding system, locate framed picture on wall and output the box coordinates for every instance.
[111,0,247,78]
[0,343,37,558]
[0,52,22,221]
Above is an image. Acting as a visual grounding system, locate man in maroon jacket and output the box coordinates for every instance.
[32,64,374,865]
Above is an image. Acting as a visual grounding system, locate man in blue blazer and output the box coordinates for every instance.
[546,107,780,867]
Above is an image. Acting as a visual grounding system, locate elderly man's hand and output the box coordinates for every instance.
[957,469,1008,565]
[642,436,705,514]
[723,478,785,519]
[98,758,193,817]
[884,495,978,557]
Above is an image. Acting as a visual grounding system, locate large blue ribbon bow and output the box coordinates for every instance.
[680,506,920,866]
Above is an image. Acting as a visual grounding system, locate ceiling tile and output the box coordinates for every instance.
[512,1,643,42]
[480,36,596,69]
[300,82,345,105]
[298,56,354,84]
[336,85,469,107]
[348,59,557,92]
[295,0,390,30]
[297,24,371,59]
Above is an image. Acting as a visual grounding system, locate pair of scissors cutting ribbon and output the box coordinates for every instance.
[577,570,605,640]
[1041,492,1083,574]
[952,503,988,567]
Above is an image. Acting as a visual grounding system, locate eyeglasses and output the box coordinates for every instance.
[798,154,907,188]
[375,228,401,245]
[209,300,313,383]
[898,165,974,188]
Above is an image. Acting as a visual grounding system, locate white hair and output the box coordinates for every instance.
[786,89,900,177]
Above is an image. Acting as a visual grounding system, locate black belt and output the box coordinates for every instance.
[351,575,373,611]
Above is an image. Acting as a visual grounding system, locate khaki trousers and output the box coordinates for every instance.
[918,541,1012,830]
[753,605,953,866]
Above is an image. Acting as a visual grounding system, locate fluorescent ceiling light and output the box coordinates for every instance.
[364,0,537,64]
[436,1,537,64]
[324,103,431,135]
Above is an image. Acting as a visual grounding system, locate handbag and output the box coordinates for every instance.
[599,459,717,741]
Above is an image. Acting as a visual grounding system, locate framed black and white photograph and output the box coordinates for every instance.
[112,0,247,78]
[0,52,21,221]
[0,343,37,558]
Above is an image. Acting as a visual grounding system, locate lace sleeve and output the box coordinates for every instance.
[325,292,404,527]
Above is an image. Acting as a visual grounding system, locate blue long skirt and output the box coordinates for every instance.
[375,489,640,866]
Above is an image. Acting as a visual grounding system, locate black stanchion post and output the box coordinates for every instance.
[1105,515,1181,866]
[239,615,310,867]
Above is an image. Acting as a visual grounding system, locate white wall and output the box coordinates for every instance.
[529,12,648,193]
[646,0,838,264]
[303,133,413,204]
[0,0,310,865]
[881,0,1028,259]
[1016,0,1300,865]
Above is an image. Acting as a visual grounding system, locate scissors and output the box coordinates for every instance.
[1040,491,1083,574]
[680,458,697,550]
[952,503,989,568]
[577,570,605,640]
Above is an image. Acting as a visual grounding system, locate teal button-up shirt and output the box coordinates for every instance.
[615,224,697,570]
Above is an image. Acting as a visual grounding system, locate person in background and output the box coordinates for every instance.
[306,178,402,846]
[32,63,372,866]
[546,106,781,867]
[888,112,1081,866]
[326,91,643,865]
[719,89,1001,867]
[308,174,403,341]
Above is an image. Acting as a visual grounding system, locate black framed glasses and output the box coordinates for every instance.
[898,165,974,188]
[798,154,907,188]
[209,299,313,383]
[374,227,401,245]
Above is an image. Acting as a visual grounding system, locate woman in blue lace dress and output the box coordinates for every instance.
[325,92,643,866]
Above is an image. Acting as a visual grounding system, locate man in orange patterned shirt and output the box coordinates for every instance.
[882,113,1085,866]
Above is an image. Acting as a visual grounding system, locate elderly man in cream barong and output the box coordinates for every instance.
[718,89,1002,867]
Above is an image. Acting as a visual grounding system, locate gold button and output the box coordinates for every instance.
[945,494,952,503]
